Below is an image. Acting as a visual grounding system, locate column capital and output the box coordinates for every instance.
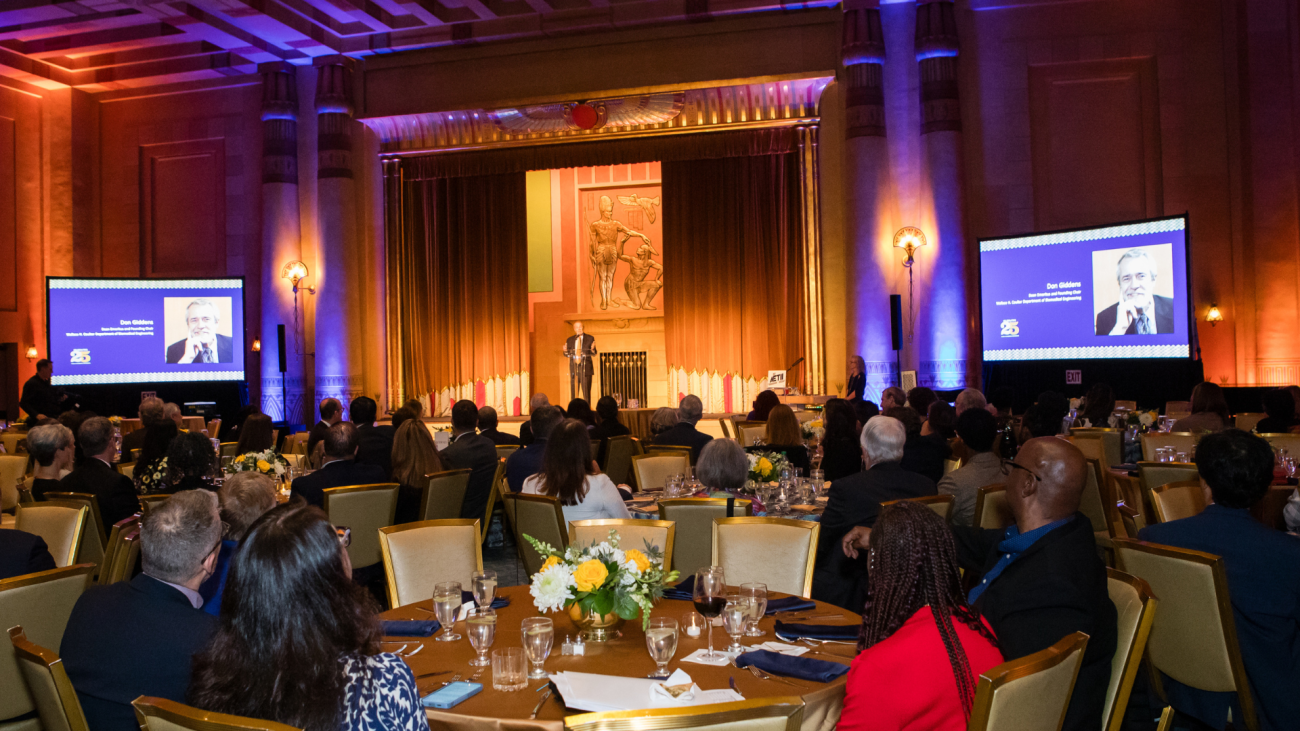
[314,55,356,117]
[915,0,959,62]
[841,0,885,67]
[260,61,298,122]
[840,0,886,139]
[915,0,960,134]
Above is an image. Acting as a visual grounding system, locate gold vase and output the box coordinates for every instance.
[566,603,627,642]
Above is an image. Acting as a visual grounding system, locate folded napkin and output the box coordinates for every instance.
[754,641,807,656]
[662,576,696,601]
[735,649,850,683]
[381,619,441,637]
[764,597,816,615]
[774,621,858,642]
[460,591,510,609]
[649,669,698,700]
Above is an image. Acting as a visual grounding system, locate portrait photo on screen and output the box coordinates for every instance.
[1091,244,1176,337]
[163,296,234,364]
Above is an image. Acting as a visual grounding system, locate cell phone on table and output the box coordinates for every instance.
[421,681,483,709]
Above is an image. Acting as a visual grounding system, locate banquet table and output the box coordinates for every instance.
[1,432,25,455]
[626,492,826,522]
[379,584,856,731]
[119,416,207,435]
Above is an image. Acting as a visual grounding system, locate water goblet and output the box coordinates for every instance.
[645,617,679,678]
[472,569,497,608]
[740,582,768,637]
[433,581,462,641]
[466,607,496,667]
[692,567,727,662]
[721,597,750,654]
[522,617,554,679]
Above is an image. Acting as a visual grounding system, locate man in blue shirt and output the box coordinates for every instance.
[505,405,563,493]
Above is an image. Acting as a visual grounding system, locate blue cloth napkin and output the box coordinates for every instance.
[764,597,816,615]
[774,621,858,642]
[461,591,510,609]
[662,575,695,601]
[382,620,441,637]
[735,649,850,683]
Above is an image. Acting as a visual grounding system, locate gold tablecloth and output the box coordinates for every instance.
[380,584,856,731]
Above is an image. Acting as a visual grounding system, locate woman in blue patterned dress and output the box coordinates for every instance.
[188,502,425,731]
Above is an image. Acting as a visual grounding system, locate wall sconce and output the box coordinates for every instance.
[1206,303,1223,327]
[251,338,262,352]
[24,346,38,362]
[893,227,928,268]
[280,260,315,295]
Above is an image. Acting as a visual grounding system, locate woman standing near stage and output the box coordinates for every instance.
[845,356,867,404]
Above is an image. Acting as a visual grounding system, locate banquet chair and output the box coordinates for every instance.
[117,462,136,480]
[657,498,752,578]
[1078,462,1110,548]
[137,494,170,520]
[1104,568,1159,731]
[14,502,87,568]
[102,527,141,585]
[219,442,238,458]
[602,436,637,486]
[99,516,139,586]
[966,632,1089,731]
[630,453,689,493]
[1232,412,1266,432]
[1256,432,1300,455]
[480,459,507,543]
[881,494,954,523]
[321,483,399,571]
[133,697,300,731]
[1164,401,1191,415]
[1141,432,1199,462]
[42,494,106,573]
[503,493,567,575]
[417,468,471,521]
[205,418,222,440]
[564,697,805,731]
[379,519,482,608]
[0,455,26,512]
[283,432,310,456]
[1113,539,1260,731]
[736,422,767,447]
[8,626,90,731]
[569,519,675,570]
[495,444,519,462]
[643,444,694,465]
[712,517,819,598]
[0,564,95,726]
[1137,462,1198,525]
[973,485,1013,530]
[1150,480,1207,523]
[718,418,734,440]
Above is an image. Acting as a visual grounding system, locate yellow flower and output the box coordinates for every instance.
[624,549,651,573]
[541,556,561,572]
[256,460,272,473]
[573,559,608,592]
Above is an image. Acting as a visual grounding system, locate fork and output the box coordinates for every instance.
[746,665,805,688]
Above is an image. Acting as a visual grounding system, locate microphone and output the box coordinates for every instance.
[785,357,805,373]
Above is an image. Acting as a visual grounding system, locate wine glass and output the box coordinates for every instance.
[692,566,727,662]
[522,617,554,679]
[433,581,462,642]
[472,569,497,608]
[722,597,750,654]
[466,607,496,667]
[645,617,679,678]
[740,582,767,636]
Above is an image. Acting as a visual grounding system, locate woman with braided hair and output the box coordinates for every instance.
[837,501,1003,731]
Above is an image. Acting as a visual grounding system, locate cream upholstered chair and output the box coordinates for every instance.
[102,527,141,585]
[137,494,171,520]
[643,444,694,464]
[736,422,767,447]
[133,697,300,731]
[0,564,95,725]
[1150,480,1207,523]
[9,626,90,731]
[601,436,638,486]
[1078,466,1109,545]
[503,493,568,575]
[967,632,1089,731]
[283,431,310,456]
[711,517,819,598]
[495,444,519,462]
[1072,436,1104,465]
[379,519,482,608]
[1141,432,1199,462]
[657,497,752,578]
[881,494,955,523]
[1232,412,1266,432]
[564,697,805,731]
[14,502,88,568]
[321,483,399,569]
[1164,401,1192,416]
[219,442,238,458]
[973,484,1013,530]
[99,516,139,586]
[43,494,107,572]
[1070,428,1124,467]
[0,454,27,512]
[1137,462,1199,525]
[630,453,689,493]
[1257,432,1300,455]
[1104,568,1159,731]
[117,463,136,480]
[1113,539,1260,731]
[569,519,675,570]
[418,468,472,521]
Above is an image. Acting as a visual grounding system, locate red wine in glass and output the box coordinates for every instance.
[693,567,727,661]
[694,597,725,617]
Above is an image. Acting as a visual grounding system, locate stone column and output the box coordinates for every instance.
[842,0,897,401]
[914,0,969,389]
[259,62,308,424]
[313,56,363,419]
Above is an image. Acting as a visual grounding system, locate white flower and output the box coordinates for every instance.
[623,558,644,574]
[1138,412,1155,428]
[530,564,576,613]
[747,453,758,467]
[619,570,636,586]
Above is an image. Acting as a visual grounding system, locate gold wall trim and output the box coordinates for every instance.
[798,125,826,396]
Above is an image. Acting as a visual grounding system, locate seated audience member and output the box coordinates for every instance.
[506,406,563,493]
[938,409,1004,526]
[62,490,220,731]
[1287,488,1300,532]
[218,404,258,451]
[590,396,631,462]
[389,405,419,432]
[838,502,1003,731]
[518,393,552,446]
[820,399,864,481]
[890,406,951,484]
[1019,391,1070,441]
[59,409,89,462]
[478,405,521,446]
[695,439,748,494]
[852,400,879,431]
[59,416,140,532]
[747,404,810,474]
[1285,385,1300,415]
[880,386,906,412]
[522,419,630,521]
[747,389,781,421]
[1079,383,1115,428]
[307,398,343,458]
[234,413,274,459]
[923,400,957,440]
[0,528,56,580]
[1254,388,1298,434]
[649,407,678,439]
[290,423,388,508]
[167,432,218,492]
[133,420,180,495]
[163,402,185,430]
[954,387,988,416]
[404,398,425,417]
[200,472,276,615]
[439,399,500,521]
[990,386,1016,426]
[390,419,448,523]
[1171,381,1231,434]
[26,423,75,500]
[121,397,165,459]
[351,396,396,477]
[813,416,936,609]
[652,394,714,461]
[188,503,424,731]
[907,387,938,420]
[566,398,596,428]
[1138,429,1300,730]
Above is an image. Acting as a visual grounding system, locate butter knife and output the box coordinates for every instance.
[529,689,553,719]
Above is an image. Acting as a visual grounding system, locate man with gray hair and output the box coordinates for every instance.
[1095,247,1174,336]
[812,415,937,608]
[61,490,220,731]
[519,392,552,446]
[58,416,140,533]
[122,396,166,458]
[478,405,521,446]
[880,386,906,411]
[165,298,233,363]
[954,387,988,416]
[163,402,185,430]
[651,394,714,461]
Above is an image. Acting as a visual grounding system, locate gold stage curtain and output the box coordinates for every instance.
[662,153,805,412]
[387,173,530,415]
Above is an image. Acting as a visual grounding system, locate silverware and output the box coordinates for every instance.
[728,676,738,693]
[438,673,462,688]
[529,689,553,719]
[405,644,424,657]
[746,665,805,688]
[799,637,857,647]
[787,613,844,621]
[415,670,450,679]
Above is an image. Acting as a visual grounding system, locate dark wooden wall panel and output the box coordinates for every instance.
[139,138,226,278]
[0,116,14,312]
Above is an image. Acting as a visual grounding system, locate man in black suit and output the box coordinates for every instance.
[61,490,220,731]
[19,358,70,426]
[440,399,500,521]
[58,416,140,534]
[165,299,235,364]
[813,415,936,609]
[1139,430,1300,730]
[478,406,521,446]
[0,528,56,580]
[564,322,596,403]
[350,396,394,478]
[518,393,552,446]
[652,395,714,461]
[120,397,165,459]
[306,397,343,459]
[1095,248,1176,335]
[290,422,388,508]
[506,406,563,493]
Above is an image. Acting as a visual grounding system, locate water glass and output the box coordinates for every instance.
[491,648,528,691]
[432,581,462,641]
[466,607,496,667]
[740,582,768,636]
[644,617,679,678]
[1285,456,1297,479]
[721,597,750,653]
[471,570,497,608]
[1175,451,1189,463]
[521,617,554,679]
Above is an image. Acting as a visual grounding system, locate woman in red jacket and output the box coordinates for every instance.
[838,501,1004,731]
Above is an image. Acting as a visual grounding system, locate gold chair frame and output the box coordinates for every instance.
[1231,413,1266,431]
[99,516,140,586]
[1136,461,1199,525]
[219,442,238,458]
[628,452,689,493]
[417,468,472,522]
[501,492,568,574]
[44,492,108,550]
[734,421,767,447]
[710,517,820,598]
[880,494,955,523]
[973,484,1011,530]
[564,697,805,731]
[1140,432,1200,462]
[378,519,482,609]
[15,501,88,568]
[8,626,90,731]
[132,696,301,731]
[137,494,171,520]
[1104,568,1159,731]
[967,631,1090,731]
[642,444,694,464]
[103,527,141,584]
[568,518,676,571]
[494,444,520,461]
[1150,479,1206,524]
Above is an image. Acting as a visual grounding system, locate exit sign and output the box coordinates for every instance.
[1065,370,1082,385]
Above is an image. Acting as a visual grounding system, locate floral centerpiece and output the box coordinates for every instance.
[228,449,290,481]
[801,419,825,443]
[108,416,122,427]
[524,529,678,641]
[1109,410,1158,430]
[746,451,790,484]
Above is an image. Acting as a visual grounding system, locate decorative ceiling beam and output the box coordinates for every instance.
[236,0,347,50]
[317,0,428,31]
[46,40,222,71]
[274,0,379,35]
[411,0,478,24]
[78,50,255,84]
[167,2,308,61]
[0,0,100,15]
[0,9,141,38]
[0,21,183,57]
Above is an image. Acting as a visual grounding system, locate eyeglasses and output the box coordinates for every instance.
[1000,459,1042,483]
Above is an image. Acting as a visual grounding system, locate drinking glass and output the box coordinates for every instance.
[491,648,528,691]
[644,617,679,678]
[721,598,749,654]
[681,611,705,639]
[692,566,727,662]
[1175,451,1189,463]
[522,617,554,679]
[433,581,462,641]
[466,607,496,667]
[1286,456,1298,480]
[472,569,497,608]
[740,582,768,636]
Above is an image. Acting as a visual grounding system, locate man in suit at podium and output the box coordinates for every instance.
[565,321,596,403]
